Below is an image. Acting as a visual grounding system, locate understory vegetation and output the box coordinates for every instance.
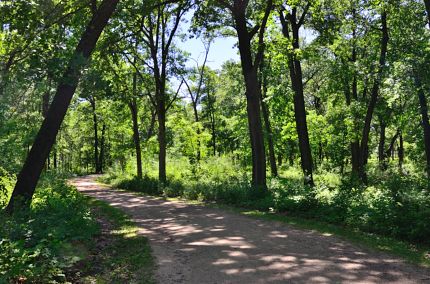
[2,0,430,280]
[0,173,153,283]
[101,156,430,248]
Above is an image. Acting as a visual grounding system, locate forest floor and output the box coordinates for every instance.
[71,175,430,284]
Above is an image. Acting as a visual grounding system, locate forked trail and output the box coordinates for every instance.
[72,175,430,284]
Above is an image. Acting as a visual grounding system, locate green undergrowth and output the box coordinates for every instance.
[0,172,153,283]
[75,199,154,283]
[101,159,430,267]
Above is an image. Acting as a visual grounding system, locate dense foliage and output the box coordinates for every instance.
[0,174,98,282]
[1,0,430,274]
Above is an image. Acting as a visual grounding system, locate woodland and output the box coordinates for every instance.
[1,0,430,282]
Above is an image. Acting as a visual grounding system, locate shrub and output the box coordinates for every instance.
[0,177,98,283]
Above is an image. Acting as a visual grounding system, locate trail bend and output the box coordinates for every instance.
[72,175,430,284]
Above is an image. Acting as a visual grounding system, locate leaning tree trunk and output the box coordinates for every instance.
[235,12,267,188]
[5,0,119,213]
[289,58,314,186]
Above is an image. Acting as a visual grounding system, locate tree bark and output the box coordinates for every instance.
[280,7,314,186]
[378,118,386,170]
[358,11,389,182]
[385,129,399,160]
[5,0,119,213]
[424,0,430,26]
[89,97,100,173]
[157,98,167,183]
[398,131,404,172]
[260,62,277,177]
[99,123,106,173]
[416,77,430,178]
[129,96,143,179]
[234,8,267,188]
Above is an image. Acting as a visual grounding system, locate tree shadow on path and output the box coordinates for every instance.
[72,176,430,284]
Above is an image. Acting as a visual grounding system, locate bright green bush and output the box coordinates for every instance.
[0,176,98,283]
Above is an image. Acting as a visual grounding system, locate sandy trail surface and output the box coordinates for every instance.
[71,175,430,284]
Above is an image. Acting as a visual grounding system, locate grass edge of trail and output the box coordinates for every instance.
[75,196,155,283]
[94,179,430,269]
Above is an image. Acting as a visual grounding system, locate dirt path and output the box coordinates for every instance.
[71,175,430,283]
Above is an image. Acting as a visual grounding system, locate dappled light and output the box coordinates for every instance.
[2,0,430,282]
[73,176,430,283]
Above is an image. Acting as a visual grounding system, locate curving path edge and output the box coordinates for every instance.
[71,175,430,284]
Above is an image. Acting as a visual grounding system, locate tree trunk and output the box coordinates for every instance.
[192,101,201,162]
[359,11,389,182]
[424,0,430,26]
[291,63,314,185]
[129,97,143,179]
[90,97,100,173]
[235,12,267,188]
[288,41,313,184]
[416,78,430,178]
[54,148,57,169]
[211,112,216,156]
[206,91,217,156]
[157,95,167,183]
[99,124,106,173]
[398,131,404,172]
[280,8,314,186]
[5,0,119,213]
[260,71,277,177]
[378,118,386,170]
[385,129,399,160]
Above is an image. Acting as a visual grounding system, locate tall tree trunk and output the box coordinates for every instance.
[398,131,404,172]
[359,11,389,182]
[378,118,386,170]
[157,91,167,183]
[280,8,314,186]
[206,91,217,156]
[54,148,57,169]
[192,102,201,162]
[235,12,267,188]
[5,0,119,213]
[260,68,277,177]
[129,97,143,179]
[90,97,100,173]
[211,111,216,156]
[341,8,363,179]
[424,0,430,26]
[99,124,106,173]
[416,77,430,178]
